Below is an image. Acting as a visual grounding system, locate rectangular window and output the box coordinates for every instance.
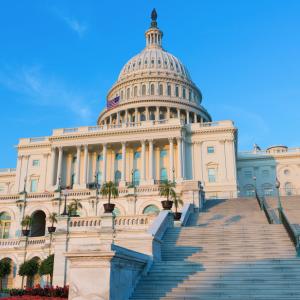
[244,171,252,178]
[134,151,141,159]
[208,168,216,183]
[167,85,171,96]
[30,179,38,192]
[182,88,186,99]
[262,170,269,177]
[175,86,179,97]
[0,185,4,193]
[160,149,167,158]
[32,159,40,167]
[207,146,215,154]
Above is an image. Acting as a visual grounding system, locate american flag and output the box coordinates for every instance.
[107,96,120,110]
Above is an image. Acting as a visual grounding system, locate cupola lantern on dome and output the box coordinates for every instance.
[145,8,163,49]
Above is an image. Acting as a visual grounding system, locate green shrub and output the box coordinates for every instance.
[39,255,54,285]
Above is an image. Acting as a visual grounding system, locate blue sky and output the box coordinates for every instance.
[1,0,300,167]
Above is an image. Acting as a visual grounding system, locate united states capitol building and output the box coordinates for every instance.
[0,10,300,300]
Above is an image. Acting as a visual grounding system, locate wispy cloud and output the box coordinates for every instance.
[0,65,93,122]
[52,8,87,38]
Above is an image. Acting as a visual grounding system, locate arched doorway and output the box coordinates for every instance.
[31,211,46,237]
[143,205,160,216]
[0,258,13,289]
[0,212,11,239]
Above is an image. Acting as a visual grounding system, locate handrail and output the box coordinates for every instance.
[180,203,195,226]
[256,192,273,224]
[279,209,300,255]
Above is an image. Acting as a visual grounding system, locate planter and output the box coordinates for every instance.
[48,226,56,233]
[161,200,173,210]
[103,203,115,213]
[22,229,30,237]
[174,212,182,221]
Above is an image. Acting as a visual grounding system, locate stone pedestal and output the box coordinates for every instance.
[101,213,114,230]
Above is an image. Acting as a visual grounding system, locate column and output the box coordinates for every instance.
[125,110,128,123]
[177,108,180,119]
[117,112,120,124]
[182,138,186,179]
[67,153,73,187]
[186,111,190,124]
[156,107,160,121]
[93,152,98,177]
[148,139,154,182]
[15,155,23,193]
[167,107,171,120]
[141,140,146,183]
[169,138,174,181]
[177,138,183,181]
[75,146,81,186]
[83,145,89,186]
[102,144,107,183]
[194,113,197,123]
[49,148,56,187]
[135,108,138,122]
[41,153,49,191]
[121,142,126,185]
[56,147,63,186]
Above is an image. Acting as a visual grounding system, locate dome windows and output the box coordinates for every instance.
[175,86,179,97]
[150,84,155,95]
[134,86,138,97]
[159,84,163,96]
[142,85,146,96]
[126,88,130,99]
[182,87,186,99]
[167,84,171,96]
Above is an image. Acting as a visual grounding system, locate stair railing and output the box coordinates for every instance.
[255,191,273,224]
[279,209,300,255]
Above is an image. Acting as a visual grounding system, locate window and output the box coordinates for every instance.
[142,85,146,96]
[284,169,290,176]
[244,184,255,197]
[207,146,215,154]
[189,89,192,101]
[150,84,155,95]
[244,171,252,179]
[140,114,146,121]
[134,86,138,97]
[133,169,140,186]
[182,87,186,99]
[115,153,122,160]
[96,172,102,184]
[32,160,40,167]
[160,149,167,158]
[30,179,38,192]
[120,90,123,100]
[126,88,130,99]
[134,151,141,159]
[114,170,121,184]
[160,168,168,181]
[0,212,11,239]
[262,183,273,196]
[167,85,171,96]
[97,154,103,161]
[159,84,163,95]
[285,182,293,196]
[208,168,216,183]
[143,205,160,215]
[175,86,179,97]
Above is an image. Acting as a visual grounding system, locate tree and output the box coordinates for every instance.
[68,199,82,216]
[100,181,119,204]
[0,259,11,290]
[21,215,32,230]
[18,259,39,288]
[48,213,58,227]
[171,191,184,213]
[39,255,54,286]
[159,180,176,202]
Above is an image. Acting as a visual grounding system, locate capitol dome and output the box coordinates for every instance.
[97,9,211,125]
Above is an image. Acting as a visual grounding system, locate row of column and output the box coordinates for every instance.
[102,107,204,125]
[49,137,186,188]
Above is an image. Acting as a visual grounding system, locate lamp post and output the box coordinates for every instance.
[61,189,69,216]
[276,178,282,212]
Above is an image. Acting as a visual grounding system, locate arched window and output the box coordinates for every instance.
[175,86,179,97]
[262,183,273,196]
[133,169,140,186]
[0,212,11,239]
[30,210,46,237]
[159,84,163,95]
[167,85,171,96]
[114,170,121,184]
[143,205,160,216]
[285,182,293,196]
[244,184,255,197]
[150,112,155,120]
[150,84,155,95]
[126,88,130,99]
[113,207,121,217]
[120,90,123,100]
[142,85,146,96]
[160,168,168,181]
[134,86,138,97]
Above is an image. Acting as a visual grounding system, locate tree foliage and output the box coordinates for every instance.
[159,180,176,201]
[100,181,119,204]
[39,254,54,277]
[18,259,39,277]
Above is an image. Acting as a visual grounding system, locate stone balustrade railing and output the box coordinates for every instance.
[0,236,48,249]
[69,217,102,228]
[114,215,156,229]
[0,168,16,173]
[0,238,21,248]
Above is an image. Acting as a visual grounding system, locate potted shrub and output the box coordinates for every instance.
[159,181,175,210]
[68,199,82,217]
[48,213,58,233]
[172,191,184,220]
[18,258,39,288]
[39,254,54,286]
[0,258,11,290]
[100,181,119,213]
[21,215,32,237]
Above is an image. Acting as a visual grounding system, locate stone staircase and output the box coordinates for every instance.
[130,198,300,299]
